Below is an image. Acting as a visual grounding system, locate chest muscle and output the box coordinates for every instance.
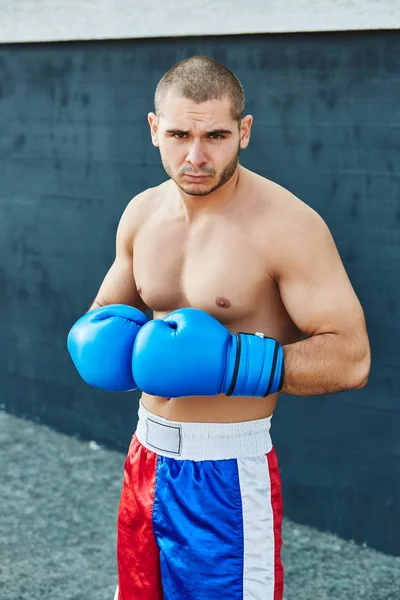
[133,217,269,323]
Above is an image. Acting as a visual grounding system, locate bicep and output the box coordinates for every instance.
[276,212,365,338]
[92,201,148,312]
[94,255,147,311]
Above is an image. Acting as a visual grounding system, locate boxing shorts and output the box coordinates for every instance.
[114,401,283,600]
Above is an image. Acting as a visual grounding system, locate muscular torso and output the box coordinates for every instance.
[132,167,302,422]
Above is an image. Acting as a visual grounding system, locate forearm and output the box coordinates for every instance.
[281,332,370,396]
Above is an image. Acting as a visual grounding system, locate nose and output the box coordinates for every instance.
[185,140,207,168]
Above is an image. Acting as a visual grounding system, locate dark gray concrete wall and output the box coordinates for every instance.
[1,32,399,554]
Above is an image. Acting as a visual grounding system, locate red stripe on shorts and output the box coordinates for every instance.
[117,434,163,600]
[267,447,284,600]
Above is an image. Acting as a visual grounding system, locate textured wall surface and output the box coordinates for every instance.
[0,0,399,43]
[1,32,399,554]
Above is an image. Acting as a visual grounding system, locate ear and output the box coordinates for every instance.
[239,115,253,150]
[148,112,159,147]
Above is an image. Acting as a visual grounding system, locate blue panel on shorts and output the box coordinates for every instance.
[152,456,244,599]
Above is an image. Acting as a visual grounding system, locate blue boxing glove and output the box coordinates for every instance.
[68,304,148,391]
[132,308,284,398]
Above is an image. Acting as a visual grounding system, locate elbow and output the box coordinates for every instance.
[351,350,371,390]
[354,372,369,390]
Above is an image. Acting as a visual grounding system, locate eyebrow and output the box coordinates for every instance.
[166,128,233,136]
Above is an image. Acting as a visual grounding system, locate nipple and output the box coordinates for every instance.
[215,296,231,308]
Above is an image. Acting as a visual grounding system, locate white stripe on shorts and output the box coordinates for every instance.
[237,455,276,599]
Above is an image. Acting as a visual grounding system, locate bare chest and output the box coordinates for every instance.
[133,215,272,323]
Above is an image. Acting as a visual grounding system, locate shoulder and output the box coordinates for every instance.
[271,182,330,242]
[119,180,170,232]
[248,170,331,239]
[246,171,337,277]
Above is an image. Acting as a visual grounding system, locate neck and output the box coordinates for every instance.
[174,165,242,223]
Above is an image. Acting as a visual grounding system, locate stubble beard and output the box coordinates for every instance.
[162,145,241,197]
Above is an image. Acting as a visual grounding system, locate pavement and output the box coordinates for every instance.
[1,410,399,600]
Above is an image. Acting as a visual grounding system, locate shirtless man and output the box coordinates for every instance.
[68,56,371,600]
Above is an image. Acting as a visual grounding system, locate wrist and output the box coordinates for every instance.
[225,332,284,397]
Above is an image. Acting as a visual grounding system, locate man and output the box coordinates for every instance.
[68,56,371,600]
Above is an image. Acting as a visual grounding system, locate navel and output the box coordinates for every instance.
[215,296,231,309]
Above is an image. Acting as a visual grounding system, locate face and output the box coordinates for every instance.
[148,93,253,197]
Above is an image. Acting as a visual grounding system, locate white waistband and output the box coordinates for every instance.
[135,401,273,461]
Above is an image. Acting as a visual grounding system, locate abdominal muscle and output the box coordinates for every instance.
[141,391,279,424]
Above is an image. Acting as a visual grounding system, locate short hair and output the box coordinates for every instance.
[154,56,245,122]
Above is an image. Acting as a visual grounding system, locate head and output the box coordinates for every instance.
[148,56,253,197]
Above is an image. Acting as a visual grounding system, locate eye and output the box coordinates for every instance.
[208,134,225,140]
[173,133,188,139]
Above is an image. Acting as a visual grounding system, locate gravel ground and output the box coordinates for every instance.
[1,411,399,600]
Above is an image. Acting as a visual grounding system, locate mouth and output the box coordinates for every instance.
[183,174,209,182]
